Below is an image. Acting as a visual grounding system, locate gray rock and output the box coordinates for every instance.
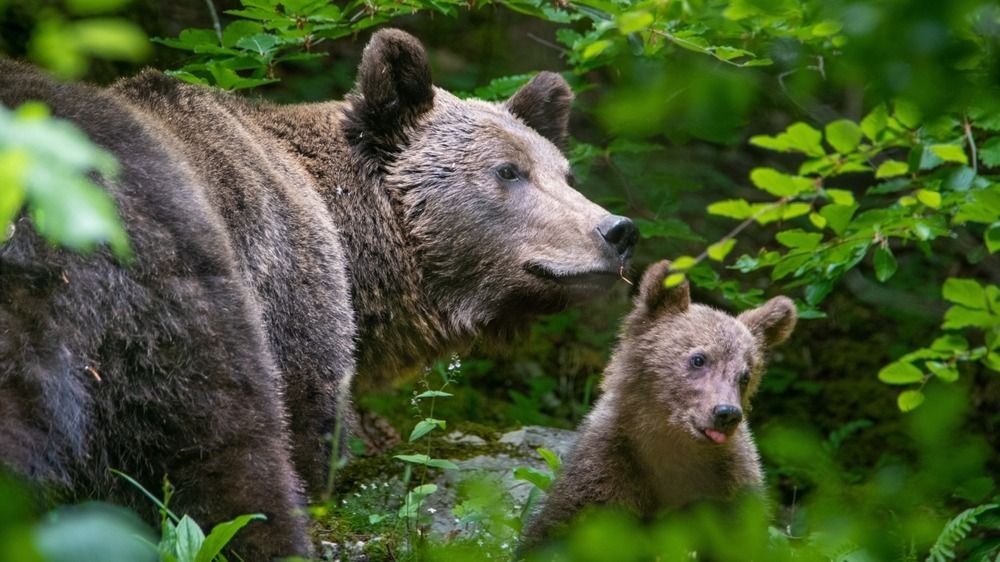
[337,426,579,544]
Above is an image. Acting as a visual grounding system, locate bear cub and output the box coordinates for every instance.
[522,259,797,546]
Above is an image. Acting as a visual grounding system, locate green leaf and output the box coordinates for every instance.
[775,229,823,250]
[582,39,612,60]
[986,222,1000,253]
[979,137,1000,167]
[71,18,152,61]
[66,0,133,14]
[409,419,445,442]
[811,20,842,36]
[861,104,888,141]
[873,247,897,282]
[894,99,922,129]
[825,119,863,153]
[809,212,827,229]
[897,389,925,412]
[930,144,968,164]
[617,11,653,33]
[825,189,855,205]
[0,151,27,229]
[708,199,754,219]
[785,122,825,157]
[875,160,909,178]
[394,454,459,470]
[671,255,697,270]
[819,204,858,235]
[878,362,924,384]
[749,167,813,197]
[931,334,969,353]
[707,239,736,261]
[235,33,280,56]
[536,447,561,471]
[943,306,997,329]
[513,467,553,492]
[917,189,942,208]
[195,514,266,562]
[750,122,824,157]
[663,273,686,288]
[943,278,987,309]
[782,202,812,220]
[413,390,454,399]
[984,352,1000,372]
[926,361,959,382]
[175,516,205,562]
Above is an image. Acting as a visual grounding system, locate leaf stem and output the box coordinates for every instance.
[204,0,223,45]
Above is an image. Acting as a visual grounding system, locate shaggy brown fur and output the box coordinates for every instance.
[521,260,796,547]
[0,29,635,560]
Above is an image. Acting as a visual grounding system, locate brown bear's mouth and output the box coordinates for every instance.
[524,262,620,294]
[524,263,618,287]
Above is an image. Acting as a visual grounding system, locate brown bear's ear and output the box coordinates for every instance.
[636,260,690,316]
[347,29,434,157]
[738,297,797,349]
[504,72,574,149]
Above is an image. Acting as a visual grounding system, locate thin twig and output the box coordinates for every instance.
[651,29,746,67]
[680,197,789,270]
[204,0,223,45]
[526,32,564,54]
[964,115,978,175]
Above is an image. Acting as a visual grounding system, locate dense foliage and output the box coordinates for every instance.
[1,0,998,561]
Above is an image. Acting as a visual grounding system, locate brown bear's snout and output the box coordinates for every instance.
[711,404,743,433]
[597,215,638,259]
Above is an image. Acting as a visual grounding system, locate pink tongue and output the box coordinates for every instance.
[705,429,728,444]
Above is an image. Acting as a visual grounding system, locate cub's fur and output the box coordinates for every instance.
[0,29,636,560]
[522,260,796,546]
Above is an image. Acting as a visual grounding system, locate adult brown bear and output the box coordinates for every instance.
[0,29,637,560]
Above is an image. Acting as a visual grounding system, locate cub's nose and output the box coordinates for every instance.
[712,404,743,433]
[597,215,638,259]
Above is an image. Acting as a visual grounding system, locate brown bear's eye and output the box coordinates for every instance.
[689,354,706,369]
[495,164,520,183]
[739,371,751,386]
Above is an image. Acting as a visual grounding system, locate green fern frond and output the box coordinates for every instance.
[926,504,998,562]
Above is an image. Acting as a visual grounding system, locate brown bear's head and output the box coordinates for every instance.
[346,29,638,334]
[608,260,796,445]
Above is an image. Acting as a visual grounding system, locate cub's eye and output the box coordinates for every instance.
[689,353,706,369]
[739,371,751,387]
[495,164,521,183]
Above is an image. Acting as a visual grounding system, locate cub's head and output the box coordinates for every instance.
[346,29,637,333]
[612,260,796,445]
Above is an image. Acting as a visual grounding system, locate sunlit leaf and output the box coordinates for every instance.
[875,160,909,178]
[942,278,987,310]
[707,239,736,261]
[897,389,925,411]
[878,361,923,384]
[930,144,968,164]
[825,119,863,153]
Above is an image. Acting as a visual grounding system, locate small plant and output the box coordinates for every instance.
[926,502,1000,562]
[512,447,562,532]
[111,470,265,562]
[392,355,463,545]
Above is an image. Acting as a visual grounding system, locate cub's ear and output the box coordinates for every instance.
[351,29,434,138]
[504,72,574,149]
[636,260,690,316]
[738,297,797,349]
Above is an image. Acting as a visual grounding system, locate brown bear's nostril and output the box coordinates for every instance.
[597,215,638,259]
[712,404,743,432]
